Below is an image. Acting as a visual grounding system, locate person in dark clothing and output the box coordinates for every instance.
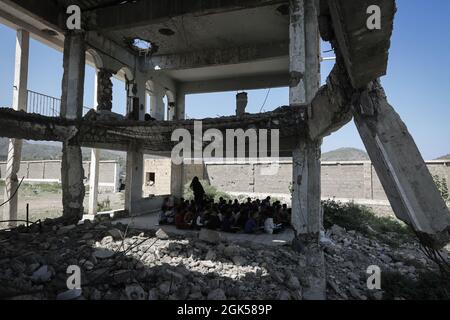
[221,212,234,232]
[244,213,258,234]
[206,212,221,230]
[190,176,205,208]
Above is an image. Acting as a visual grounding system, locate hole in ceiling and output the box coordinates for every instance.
[41,29,58,37]
[158,28,175,36]
[276,4,289,16]
[126,37,158,54]
[131,38,153,50]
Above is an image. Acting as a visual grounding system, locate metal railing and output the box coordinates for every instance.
[27,90,61,116]
[26,90,91,116]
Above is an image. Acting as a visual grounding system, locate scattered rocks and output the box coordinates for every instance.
[0,217,442,301]
[286,275,301,290]
[125,284,147,300]
[93,249,115,260]
[199,229,222,244]
[207,288,226,300]
[108,228,124,240]
[31,265,54,283]
[155,229,169,240]
[56,289,82,300]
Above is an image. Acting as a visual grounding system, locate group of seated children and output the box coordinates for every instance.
[158,196,291,235]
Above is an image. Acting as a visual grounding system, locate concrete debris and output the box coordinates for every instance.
[155,228,169,240]
[199,229,223,244]
[0,219,446,300]
[30,265,54,283]
[56,289,82,300]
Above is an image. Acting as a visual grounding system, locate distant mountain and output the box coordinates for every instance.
[0,138,126,164]
[321,147,369,161]
[436,154,450,160]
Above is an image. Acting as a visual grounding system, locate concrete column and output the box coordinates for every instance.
[124,143,144,214]
[167,102,176,121]
[130,71,146,121]
[354,81,450,248]
[175,90,186,120]
[60,31,86,222]
[290,0,321,239]
[88,71,100,215]
[150,83,166,121]
[96,68,113,112]
[3,29,29,227]
[289,0,325,300]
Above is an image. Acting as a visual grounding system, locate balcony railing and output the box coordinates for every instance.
[27,90,91,116]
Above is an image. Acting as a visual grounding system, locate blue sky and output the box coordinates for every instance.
[0,0,449,159]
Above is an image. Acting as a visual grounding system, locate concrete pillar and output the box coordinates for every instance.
[60,31,86,222]
[123,72,146,214]
[168,102,176,121]
[289,0,325,300]
[175,90,186,120]
[150,84,166,121]
[290,0,321,240]
[354,81,450,248]
[88,71,100,215]
[124,143,144,214]
[96,68,113,112]
[3,29,29,227]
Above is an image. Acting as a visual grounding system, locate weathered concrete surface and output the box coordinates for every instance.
[3,29,29,227]
[60,31,86,222]
[96,68,113,112]
[353,81,450,248]
[325,0,396,89]
[124,143,144,215]
[289,0,326,301]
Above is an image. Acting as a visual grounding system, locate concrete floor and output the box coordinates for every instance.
[112,212,294,247]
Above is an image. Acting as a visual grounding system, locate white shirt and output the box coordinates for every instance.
[264,218,275,234]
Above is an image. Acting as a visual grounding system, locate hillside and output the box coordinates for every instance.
[0,138,126,163]
[321,147,369,161]
[436,154,450,160]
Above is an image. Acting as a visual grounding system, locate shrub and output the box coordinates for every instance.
[382,270,450,300]
[97,197,111,212]
[183,179,232,203]
[433,175,449,201]
[322,199,414,245]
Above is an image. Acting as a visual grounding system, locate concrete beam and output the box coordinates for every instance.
[180,73,289,94]
[85,31,137,72]
[91,0,288,31]
[326,0,396,89]
[354,81,450,248]
[143,42,289,71]
[5,0,63,29]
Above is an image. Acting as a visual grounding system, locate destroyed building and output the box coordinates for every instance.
[0,0,449,300]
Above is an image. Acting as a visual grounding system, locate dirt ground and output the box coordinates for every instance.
[0,183,124,224]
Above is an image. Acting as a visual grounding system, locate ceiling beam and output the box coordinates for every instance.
[90,0,288,31]
[141,41,289,71]
[180,73,289,94]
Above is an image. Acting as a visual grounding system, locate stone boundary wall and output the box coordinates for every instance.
[0,160,120,192]
[180,159,450,202]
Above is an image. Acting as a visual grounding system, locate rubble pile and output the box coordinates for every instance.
[0,219,446,300]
